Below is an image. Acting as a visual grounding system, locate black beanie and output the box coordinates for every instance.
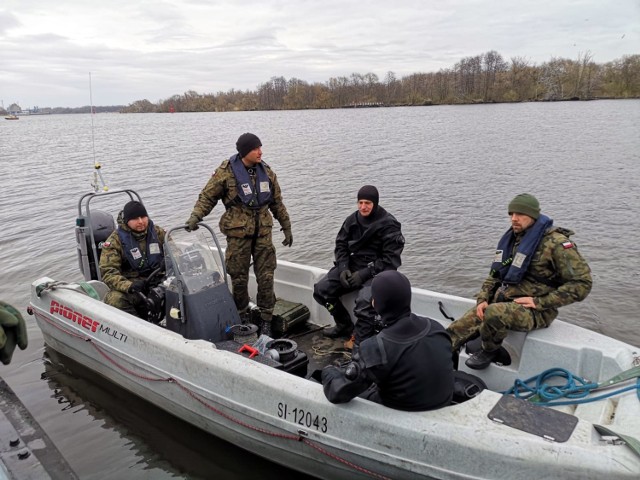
[357,185,379,206]
[123,201,148,223]
[236,133,262,158]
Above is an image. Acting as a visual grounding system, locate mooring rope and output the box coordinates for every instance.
[504,367,640,406]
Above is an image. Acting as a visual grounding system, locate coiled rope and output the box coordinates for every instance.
[503,366,640,407]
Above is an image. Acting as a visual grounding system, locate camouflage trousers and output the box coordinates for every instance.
[104,290,145,318]
[446,301,549,352]
[225,234,277,317]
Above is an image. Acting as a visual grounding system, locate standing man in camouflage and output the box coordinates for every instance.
[185,133,292,336]
[100,201,166,318]
[447,193,592,370]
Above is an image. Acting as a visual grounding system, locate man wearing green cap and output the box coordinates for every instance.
[446,193,592,370]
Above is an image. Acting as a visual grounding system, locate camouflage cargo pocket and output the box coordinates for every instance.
[220,210,249,238]
[258,210,274,236]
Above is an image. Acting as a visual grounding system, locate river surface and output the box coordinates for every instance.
[1,100,639,478]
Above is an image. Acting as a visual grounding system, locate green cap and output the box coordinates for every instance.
[508,193,540,219]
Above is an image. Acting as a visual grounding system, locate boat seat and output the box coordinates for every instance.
[86,281,110,301]
[78,210,116,280]
[64,281,110,301]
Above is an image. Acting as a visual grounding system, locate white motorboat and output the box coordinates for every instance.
[28,189,640,479]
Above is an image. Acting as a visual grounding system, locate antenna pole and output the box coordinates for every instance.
[89,72,108,192]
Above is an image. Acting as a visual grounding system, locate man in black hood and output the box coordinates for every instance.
[321,270,454,411]
[313,185,405,347]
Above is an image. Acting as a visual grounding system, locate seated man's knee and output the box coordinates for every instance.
[484,302,526,330]
[313,281,325,302]
[446,307,482,349]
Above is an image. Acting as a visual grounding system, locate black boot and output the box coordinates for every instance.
[324,322,353,339]
[465,348,499,370]
[323,302,354,339]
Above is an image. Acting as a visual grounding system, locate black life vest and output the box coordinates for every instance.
[117,220,163,276]
[491,214,553,284]
[229,154,273,209]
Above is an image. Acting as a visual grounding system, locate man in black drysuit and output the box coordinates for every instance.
[313,185,404,346]
[321,270,454,411]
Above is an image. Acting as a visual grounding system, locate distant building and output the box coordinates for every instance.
[27,106,52,115]
[4,104,52,115]
[8,103,21,114]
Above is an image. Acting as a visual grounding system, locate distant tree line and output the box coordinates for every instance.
[7,50,637,115]
[51,105,125,114]
[122,51,638,113]
[0,105,124,115]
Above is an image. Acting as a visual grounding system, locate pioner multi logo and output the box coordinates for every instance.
[49,300,128,342]
[50,300,100,332]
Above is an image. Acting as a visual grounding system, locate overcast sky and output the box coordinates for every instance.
[1,0,638,108]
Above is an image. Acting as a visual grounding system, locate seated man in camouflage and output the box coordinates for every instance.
[447,193,592,370]
[99,201,166,318]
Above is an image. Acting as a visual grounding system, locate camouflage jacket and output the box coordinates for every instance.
[476,226,592,323]
[99,216,166,293]
[189,158,291,238]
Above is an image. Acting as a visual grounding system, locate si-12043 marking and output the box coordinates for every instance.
[277,402,328,433]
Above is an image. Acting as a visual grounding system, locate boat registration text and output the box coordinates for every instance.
[277,402,328,432]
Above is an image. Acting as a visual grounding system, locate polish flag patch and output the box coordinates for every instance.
[562,241,574,249]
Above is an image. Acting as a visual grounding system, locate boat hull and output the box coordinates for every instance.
[29,263,640,479]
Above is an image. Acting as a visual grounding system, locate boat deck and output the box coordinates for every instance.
[281,321,354,378]
[213,319,353,382]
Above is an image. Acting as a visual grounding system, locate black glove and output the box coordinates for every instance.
[185,215,199,232]
[0,301,28,365]
[339,270,352,288]
[321,365,343,384]
[348,267,371,288]
[282,227,293,247]
[128,279,146,293]
[344,361,361,380]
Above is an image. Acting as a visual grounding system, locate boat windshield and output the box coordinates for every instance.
[164,229,225,294]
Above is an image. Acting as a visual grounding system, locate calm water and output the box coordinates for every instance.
[1,100,639,478]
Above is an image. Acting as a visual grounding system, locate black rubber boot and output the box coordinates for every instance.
[323,316,353,338]
[324,323,353,339]
[322,301,353,338]
[465,348,499,370]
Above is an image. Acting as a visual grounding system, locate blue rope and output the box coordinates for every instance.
[503,367,640,407]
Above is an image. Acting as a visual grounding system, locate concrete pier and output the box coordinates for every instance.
[0,379,76,480]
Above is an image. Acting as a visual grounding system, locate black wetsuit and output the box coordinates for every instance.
[313,206,404,343]
[322,271,454,411]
